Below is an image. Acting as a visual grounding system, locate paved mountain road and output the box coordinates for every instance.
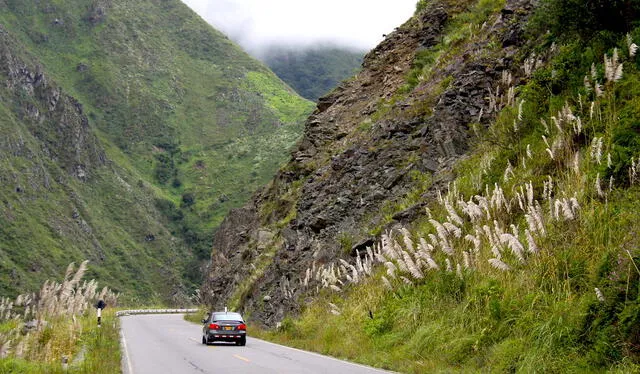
[120,313,392,374]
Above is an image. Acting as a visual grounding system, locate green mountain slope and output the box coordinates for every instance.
[205,0,640,371]
[0,28,190,303]
[0,0,313,300]
[1,0,314,262]
[260,45,364,101]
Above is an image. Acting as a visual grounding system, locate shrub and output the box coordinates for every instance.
[416,0,430,13]
[532,0,640,39]
[181,192,196,208]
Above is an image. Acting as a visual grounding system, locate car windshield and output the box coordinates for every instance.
[212,313,243,322]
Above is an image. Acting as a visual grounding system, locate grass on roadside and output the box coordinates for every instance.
[248,5,640,372]
[0,262,121,373]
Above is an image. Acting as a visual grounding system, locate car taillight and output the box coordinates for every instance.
[238,323,246,331]
[209,323,220,330]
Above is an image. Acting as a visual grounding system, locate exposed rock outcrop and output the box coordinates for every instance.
[203,0,538,325]
[0,27,106,179]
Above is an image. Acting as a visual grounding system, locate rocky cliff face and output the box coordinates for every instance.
[0,27,106,179]
[203,0,537,325]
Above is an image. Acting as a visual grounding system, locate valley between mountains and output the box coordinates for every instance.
[2,0,640,372]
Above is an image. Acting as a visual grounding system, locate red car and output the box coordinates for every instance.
[202,311,247,346]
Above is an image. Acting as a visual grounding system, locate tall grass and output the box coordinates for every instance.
[0,261,120,373]
[256,16,640,374]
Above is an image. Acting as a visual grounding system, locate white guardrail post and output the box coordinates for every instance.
[116,309,198,317]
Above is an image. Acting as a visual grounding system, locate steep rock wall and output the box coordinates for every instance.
[203,0,537,325]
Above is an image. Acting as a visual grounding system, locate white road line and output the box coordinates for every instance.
[120,328,134,374]
[254,338,395,373]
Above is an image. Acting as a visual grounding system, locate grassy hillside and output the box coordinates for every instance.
[260,45,364,101]
[0,26,195,303]
[0,262,121,372]
[245,0,640,372]
[0,0,313,297]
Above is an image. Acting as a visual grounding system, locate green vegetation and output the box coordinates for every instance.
[0,262,121,373]
[184,307,208,324]
[0,321,120,374]
[254,1,640,372]
[261,45,364,101]
[0,44,188,303]
[532,0,640,38]
[226,235,283,312]
[224,178,307,312]
[404,0,506,93]
[0,0,313,299]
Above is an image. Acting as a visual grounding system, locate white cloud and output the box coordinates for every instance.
[181,0,417,52]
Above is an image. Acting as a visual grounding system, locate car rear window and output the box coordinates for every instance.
[212,313,243,322]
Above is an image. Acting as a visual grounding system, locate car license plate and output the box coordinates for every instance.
[224,326,233,331]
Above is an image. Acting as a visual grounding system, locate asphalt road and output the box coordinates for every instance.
[120,313,392,374]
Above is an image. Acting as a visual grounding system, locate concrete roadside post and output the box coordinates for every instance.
[96,299,106,327]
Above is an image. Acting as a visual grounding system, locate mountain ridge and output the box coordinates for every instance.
[0,0,313,301]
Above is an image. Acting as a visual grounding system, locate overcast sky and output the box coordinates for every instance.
[181,0,417,53]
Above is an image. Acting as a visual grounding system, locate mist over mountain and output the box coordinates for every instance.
[181,0,417,53]
[259,44,365,102]
[180,0,414,101]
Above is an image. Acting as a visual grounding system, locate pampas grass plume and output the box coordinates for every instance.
[400,276,413,286]
[595,287,605,302]
[489,258,511,271]
[381,276,393,290]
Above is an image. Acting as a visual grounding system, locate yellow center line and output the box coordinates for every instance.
[233,354,250,363]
